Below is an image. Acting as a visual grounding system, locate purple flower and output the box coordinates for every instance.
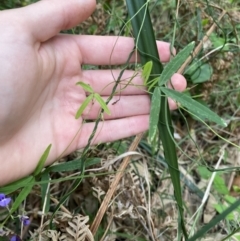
[0,193,11,207]
[20,215,30,226]
[10,235,21,241]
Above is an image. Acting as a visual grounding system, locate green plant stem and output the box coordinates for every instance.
[126,0,187,238]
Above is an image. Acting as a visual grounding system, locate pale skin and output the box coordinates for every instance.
[0,0,187,186]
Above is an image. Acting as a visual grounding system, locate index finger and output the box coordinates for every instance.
[74,35,174,65]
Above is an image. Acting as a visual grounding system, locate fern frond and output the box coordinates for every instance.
[66,215,94,241]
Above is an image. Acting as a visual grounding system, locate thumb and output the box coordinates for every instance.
[17,0,96,42]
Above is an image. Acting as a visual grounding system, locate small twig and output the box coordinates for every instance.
[86,151,143,172]
[90,132,144,235]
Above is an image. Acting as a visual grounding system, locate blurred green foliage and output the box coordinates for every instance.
[0,0,36,10]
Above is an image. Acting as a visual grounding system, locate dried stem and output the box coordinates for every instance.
[90,132,144,235]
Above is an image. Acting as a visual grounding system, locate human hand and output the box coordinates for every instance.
[0,0,186,186]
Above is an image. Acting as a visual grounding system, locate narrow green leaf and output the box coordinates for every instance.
[76,81,94,93]
[94,93,111,115]
[142,61,153,86]
[9,177,35,215]
[0,176,34,194]
[161,87,227,127]
[149,87,161,143]
[159,42,195,86]
[33,144,52,176]
[41,172,51,214]
[126,0,187,237]
[188,198,240,241]
[44,158,101,173]
[75,93,94,119]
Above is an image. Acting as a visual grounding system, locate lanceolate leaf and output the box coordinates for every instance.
[33,144,52,176]
[158,42,195,86]
[149,87,161,143]
[76,81,94,93]
[75,94,94,119]
[161,87,227,127]
[94,93,111,115]
[142,61,153,86]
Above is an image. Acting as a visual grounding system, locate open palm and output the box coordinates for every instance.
[0,0,186,186]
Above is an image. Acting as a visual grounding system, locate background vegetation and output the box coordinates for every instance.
[0,0,240,240]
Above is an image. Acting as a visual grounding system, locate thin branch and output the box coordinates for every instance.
[90,132,144,235]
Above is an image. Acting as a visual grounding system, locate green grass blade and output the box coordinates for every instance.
[126,0,187,237]
[33,144,52,176]
[158,42,195,86]
[221,228,240,241]
[188,198,240,241]
[161,87,227,127]
[44,158,101,173]
[75,93,94,119]
[9,177,35,215]
[126,0,163,77]
[0,176,34,194]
